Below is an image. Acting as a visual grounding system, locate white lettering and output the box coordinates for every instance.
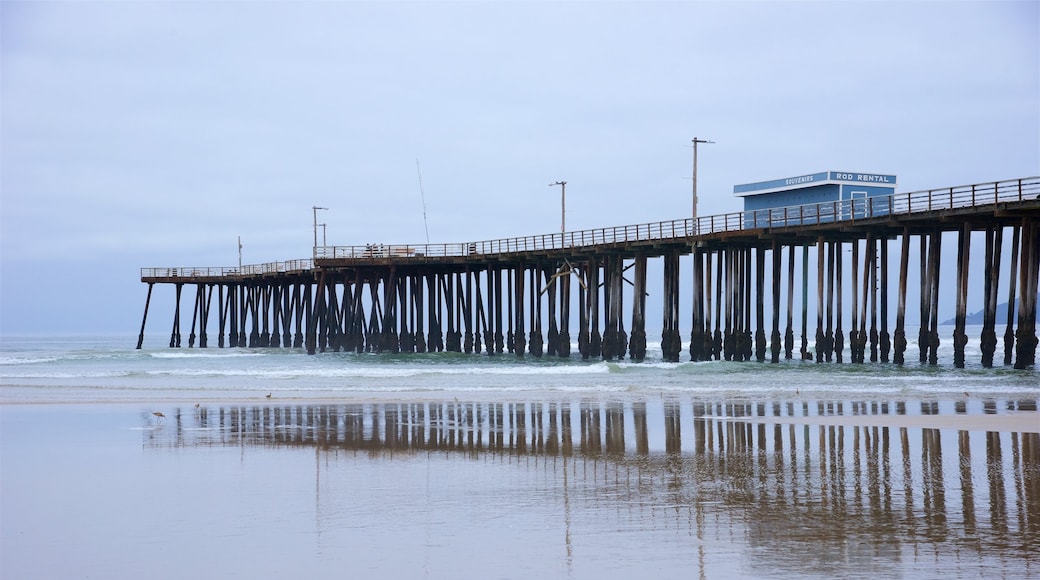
[854,174,891,183]
[836,173,853,180]
[785,175,815,186]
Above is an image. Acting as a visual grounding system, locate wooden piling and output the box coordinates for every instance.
[980,228,1000,367]
[629,253,647,361]
[1015,220,1039,369]
[868,235,878,363]
[927,231,942,365]
[755,246,766,362]
[588,259,601,358]
[785,245,795,360]
[691,247,706,362]
[577,263,590,359]
[559,264,571,358]
[953,224,971,368]
[816,236,825,363]
[513,265,526,357]
[770,242,781,363]
[136,283,153,350]
[170,283,183,348]
[800,245,810,360]
[894,228,910,365]
[530,267,543,356]
[835,241,844,363]
[1005,227,1021,365]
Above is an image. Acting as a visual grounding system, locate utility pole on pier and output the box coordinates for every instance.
[692,137,714,233]
[312,206,328,255]
[549,180,567,238]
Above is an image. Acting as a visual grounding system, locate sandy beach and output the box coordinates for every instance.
[728,407,1040,433]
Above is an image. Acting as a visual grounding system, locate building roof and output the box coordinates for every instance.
[734,171,897,197]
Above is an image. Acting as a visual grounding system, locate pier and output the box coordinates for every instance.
[139,177,1040,369]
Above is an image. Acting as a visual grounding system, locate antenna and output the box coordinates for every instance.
[416,159,431,244]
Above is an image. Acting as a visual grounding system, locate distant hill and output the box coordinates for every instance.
[942,294,1039,325]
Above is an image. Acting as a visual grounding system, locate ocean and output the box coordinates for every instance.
[2,327,1038,579]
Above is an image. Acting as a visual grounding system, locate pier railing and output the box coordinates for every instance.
[143,177,1038,277]
[140,259,313,280]
[314,176,1039,260]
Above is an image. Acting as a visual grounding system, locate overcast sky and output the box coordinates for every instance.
[2,1,1038,336]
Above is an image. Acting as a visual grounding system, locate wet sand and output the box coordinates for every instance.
[728,409,1040,433]
[2,395,1038,579]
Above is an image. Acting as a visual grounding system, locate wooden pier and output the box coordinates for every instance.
[139,177,1040,369]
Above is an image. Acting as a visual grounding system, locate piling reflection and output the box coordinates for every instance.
[145,396,1039,571]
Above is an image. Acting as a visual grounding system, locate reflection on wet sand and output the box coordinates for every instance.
[145,397,1039,575]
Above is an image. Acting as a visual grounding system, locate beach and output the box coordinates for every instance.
[2,334,1039,579]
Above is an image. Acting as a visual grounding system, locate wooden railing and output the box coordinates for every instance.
[143,177,1039,278]
[141,259,313,280]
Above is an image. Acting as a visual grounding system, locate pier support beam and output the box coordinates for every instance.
[879,238,890,362]
[755,247,766,362]
[981,228,1002,367]
[1015,220,1039,369]
[577,264,590,359]
[953,224,971,368]
[834,241,844,363]
[169,283,183,348]
[529,268,543,356]
[769,243,781,363]
[629,254,647,361]
[136,283,153,350]
[691,246,706,362]
[785,246,794,360]
[815,237,826,363]
[661,250,682,362]
[894,228,910,365]
[558,265,571,358]
[926,231,942,365]
[513,266,526,357]
[1004,227,1020,366]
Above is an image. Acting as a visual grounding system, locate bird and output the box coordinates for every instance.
[194,403,200,409]
[265,393,272,399]
[151,411,166,423]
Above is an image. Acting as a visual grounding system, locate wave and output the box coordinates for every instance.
[141,361,614,379]
[149,351,268,359]
[0,356,62,366]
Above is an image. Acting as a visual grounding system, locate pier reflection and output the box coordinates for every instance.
[145,396,1039,572]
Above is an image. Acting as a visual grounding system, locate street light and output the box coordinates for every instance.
[692,137,714,231]
[312,206,328,254]
[549,180,566,236]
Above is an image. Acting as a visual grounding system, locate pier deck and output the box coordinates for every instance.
[139,177,1040,369]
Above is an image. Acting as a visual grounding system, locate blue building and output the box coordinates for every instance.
[734,171,897,227]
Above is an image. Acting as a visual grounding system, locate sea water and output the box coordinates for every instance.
[2,326,1038,402]
[1,328,1038,579]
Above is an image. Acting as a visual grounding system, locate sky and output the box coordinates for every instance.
[2,1,1038,336]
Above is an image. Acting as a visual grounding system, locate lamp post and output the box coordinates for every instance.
[312,205,328,255]
[692,137,714,232]
[549,180,567,238]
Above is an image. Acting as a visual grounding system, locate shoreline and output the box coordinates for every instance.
[4,393,1037,434]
